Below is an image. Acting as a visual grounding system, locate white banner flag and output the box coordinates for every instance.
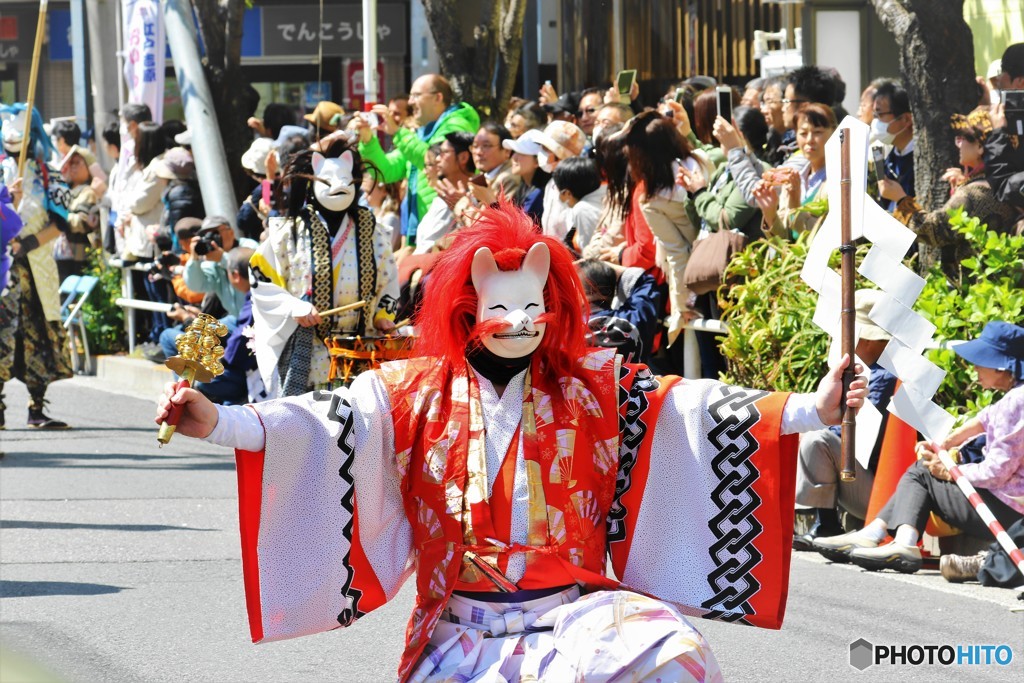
[122,0,166,123]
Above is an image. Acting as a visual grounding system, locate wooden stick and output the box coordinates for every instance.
[839,128,856,482]
[319,300,367,317]
[16,0,50,179]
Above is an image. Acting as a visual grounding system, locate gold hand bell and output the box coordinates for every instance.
[157,313,229,445]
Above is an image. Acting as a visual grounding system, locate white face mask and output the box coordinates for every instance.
[311,151,357,212]
[537,149,558,174]
[870,116,907,146]
[471,243,549,359]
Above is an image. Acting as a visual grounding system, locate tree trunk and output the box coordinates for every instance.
[190,0,257,204]
[871,0,976,273]
[422,0,527,118]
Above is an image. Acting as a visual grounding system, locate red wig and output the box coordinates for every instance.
[416,201,590,378]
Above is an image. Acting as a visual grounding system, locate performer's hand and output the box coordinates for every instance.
[814,354,867,426]
[374,317,396,332]
[155,382,219,439]
[295,306,323,328]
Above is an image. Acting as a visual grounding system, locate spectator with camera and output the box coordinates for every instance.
[984,42,1024,228]
[183,215,258,320]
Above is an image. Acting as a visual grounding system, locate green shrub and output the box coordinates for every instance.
[81,248,126,354]
[718,209,1023,419]
[918,208,1024,416]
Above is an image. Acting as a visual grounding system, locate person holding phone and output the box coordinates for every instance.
[354,74,480,250]
[983,42,1024,215]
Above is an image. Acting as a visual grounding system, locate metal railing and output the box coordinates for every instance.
[107,258,173,354]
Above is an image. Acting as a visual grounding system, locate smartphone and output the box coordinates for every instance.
[470,174,489,187]
[715,85,733,122]
[616,69,637,96]
[870,145,888,181]
[361,111,380,129]
[674,87,686,105]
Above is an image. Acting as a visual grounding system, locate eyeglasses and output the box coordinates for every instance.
[577,107,599,116]
[761,98,781,106]
[781,98,807,106]
[408,90,439,100]
[873,110,894,118]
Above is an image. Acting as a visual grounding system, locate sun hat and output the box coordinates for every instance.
[152,147,195,180]
[241,136,276,175]
[953,321,1024,380]
[855,289,890,341]
[59,144,97,172]
[535,121,587,160]
[502,128,546,156]
[174,129,193,146]
[304,101,345,132]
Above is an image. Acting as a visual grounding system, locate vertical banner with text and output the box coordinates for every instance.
[121,0,165,123]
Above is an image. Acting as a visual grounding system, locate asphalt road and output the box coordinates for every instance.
[1,377,1022,682]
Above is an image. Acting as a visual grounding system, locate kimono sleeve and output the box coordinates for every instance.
[608,368,798,629]
[235,371,414,643]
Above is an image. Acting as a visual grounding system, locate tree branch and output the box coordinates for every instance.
[222,0,243,72]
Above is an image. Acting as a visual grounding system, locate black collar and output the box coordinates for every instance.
[466,345,532,385]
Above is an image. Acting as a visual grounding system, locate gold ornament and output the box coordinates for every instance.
[157,314,229,445]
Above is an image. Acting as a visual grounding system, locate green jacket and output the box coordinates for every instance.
[685,160,762,240]
[358,102,480,242]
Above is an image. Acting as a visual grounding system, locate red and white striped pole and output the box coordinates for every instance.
[938,449,1024,581]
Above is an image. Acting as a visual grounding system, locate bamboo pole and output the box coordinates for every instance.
[16,0,50,180]
[839,128,857,482]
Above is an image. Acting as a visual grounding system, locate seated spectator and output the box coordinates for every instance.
[505,102,546,139]
[873,79,917,212]
[54,145,100,282]
[453,122,521,223]
[193,247,257,406]
[793,290,897,550]
[813,321,1024,574]
[502,128,550,223]
[535,120,588,239]
[552,156,605,253]
[890,107,1015,284]
[983,42,1024,220]
[183,215,258,320]
[753,103,837,238]
[578,259,660,364]
[414,132,475,255]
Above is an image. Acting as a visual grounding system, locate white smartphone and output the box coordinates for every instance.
[716,86,733,122]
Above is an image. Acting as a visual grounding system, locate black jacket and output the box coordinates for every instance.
[982,127,1024,209]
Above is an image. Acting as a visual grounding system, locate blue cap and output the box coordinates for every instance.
[953,321,1024,380]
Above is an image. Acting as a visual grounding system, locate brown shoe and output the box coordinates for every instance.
[940,552,986,583]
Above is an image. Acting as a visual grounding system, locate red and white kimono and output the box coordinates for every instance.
[232,348,799,681]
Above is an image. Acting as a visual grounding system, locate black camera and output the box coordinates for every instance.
[193,230,223,256]
[147,251,181,282]
[1002,90,1024,136]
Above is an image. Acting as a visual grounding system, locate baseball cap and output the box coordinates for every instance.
[502,128,546,156]
[953,321,1024,380]
[200,215,231,232]
[273,125,310,148]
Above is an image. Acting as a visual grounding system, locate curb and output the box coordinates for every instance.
[95,355,174,398]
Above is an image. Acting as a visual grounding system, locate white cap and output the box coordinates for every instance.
[501,128,545,156]
[174,129,192,146]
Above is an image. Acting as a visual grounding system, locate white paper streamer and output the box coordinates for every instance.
[803,117,955,442]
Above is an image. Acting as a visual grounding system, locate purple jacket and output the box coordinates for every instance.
[0,184,24,291]
[958,383,1024,514]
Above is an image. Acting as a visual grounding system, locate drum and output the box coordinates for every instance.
[324,333,416,386]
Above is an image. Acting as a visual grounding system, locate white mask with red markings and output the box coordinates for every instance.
[471,242,549,359]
